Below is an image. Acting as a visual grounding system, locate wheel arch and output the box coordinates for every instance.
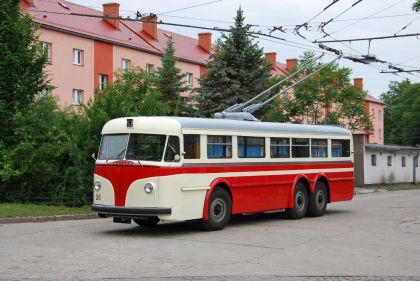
[313,174,331,203]
[202,178,233,221]
[288,175,311,208]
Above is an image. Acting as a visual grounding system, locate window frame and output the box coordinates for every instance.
[387,155,392,167]
[72,89,83,105]
[207,135,232,159]
[371,154,377,166]
[72,48,83,65]
[183,134,201,160]
[270,137,290,158]
[122,58,131,70]
[186,72,193,86]
[291,138,310,158]
[237,136,265,158]
[146,64,155,75]
[98,74,108,92]
[402,156,406,167]
[331,139,351,158]
[311,139,328,158]
[40,42,52,64]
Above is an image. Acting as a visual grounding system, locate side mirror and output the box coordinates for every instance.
[174,154,180,162]
[91,153,97,161]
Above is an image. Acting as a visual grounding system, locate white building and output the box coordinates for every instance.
[363,144,420,185]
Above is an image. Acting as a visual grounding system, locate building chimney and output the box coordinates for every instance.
[198,33,212,53]
[142,14,158,40]
[265,52,277,70]
[103,3,120,30]
[354,77,363,89]
[286,58,297,72]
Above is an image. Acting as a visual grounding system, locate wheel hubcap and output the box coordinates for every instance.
[316,191,325,209]
[296,191,305,211]
[210,198,226,222]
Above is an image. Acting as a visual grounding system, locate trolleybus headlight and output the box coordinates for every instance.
[94,180,102,191]
[144,182,154,193]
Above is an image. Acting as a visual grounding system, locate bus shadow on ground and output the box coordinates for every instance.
[99,209,350,237]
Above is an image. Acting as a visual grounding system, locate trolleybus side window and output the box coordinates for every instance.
[311,139,328,158]
[331,139,350,157]
[98,134,129,160]
[292,138,310,158]
[164,136,180,162]
[207,136,232,159]
[238,136,265,158]
[270,137,290,158]
[184,134,200,159]
[126,134,166,161]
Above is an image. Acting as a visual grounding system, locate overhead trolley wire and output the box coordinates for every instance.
[157,0,223,15]
[394,14,420,35]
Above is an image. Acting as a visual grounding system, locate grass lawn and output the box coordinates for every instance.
[0,203,91,218]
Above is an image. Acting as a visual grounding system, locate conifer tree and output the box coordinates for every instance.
[155,37,189,115]
[0,0,47,145]
[197,7,271,117]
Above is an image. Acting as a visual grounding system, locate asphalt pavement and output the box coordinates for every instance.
[1,189,419,280]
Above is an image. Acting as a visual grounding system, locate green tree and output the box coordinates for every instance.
[155,37,189,115]
[196,7,271,117]
[380,80,420,145]
[264,52,371,131]
[413,0,420,11]
[0,0,47,145]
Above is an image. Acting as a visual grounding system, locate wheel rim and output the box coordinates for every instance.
[316,190,325,209]
[295,191,305,211]
[210,198,226,222]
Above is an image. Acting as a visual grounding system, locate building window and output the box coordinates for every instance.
[332,139,350,157]
[371,154,377,166]
[311,139,328,158]
[99,74,108,92]
[207,136,232,159]
[40,42,52,63]
[184,134,200,159]
[402,156,406,167]
[186,72,193,86]
[387,156,392,166]
[271,138,290,158]
[39,86,52,99]
[72,49,83,65]
[122,59,131,70]
[238,136,265,158]
[378,110,382,121]
[146,64,155,75]
[292,138,310,158]
[379,129,382,139]
[371,108,375,118]
[72,89,83,105]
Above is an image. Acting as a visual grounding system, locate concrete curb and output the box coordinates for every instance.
[0,213,99,225]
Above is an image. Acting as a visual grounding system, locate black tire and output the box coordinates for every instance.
[201,188,232,231]
[133,216,160,227]
[286,182,308,220]
[308,181,328,217]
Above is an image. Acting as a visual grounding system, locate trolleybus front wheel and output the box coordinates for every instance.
[286,182,308,220]
[133,216,160,227]
[201,188,232,231]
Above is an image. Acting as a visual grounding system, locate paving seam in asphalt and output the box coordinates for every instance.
[0,213,99,224]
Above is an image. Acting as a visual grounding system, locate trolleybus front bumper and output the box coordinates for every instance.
[91,204,172,218]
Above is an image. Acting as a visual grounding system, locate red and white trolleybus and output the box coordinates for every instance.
[92,116,354,230]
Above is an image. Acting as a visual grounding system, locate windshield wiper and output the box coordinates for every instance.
[114,148,126,160]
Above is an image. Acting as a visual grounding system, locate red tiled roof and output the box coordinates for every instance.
[21,0,209,65]
[271,62,288,77]
[365,94,384,105]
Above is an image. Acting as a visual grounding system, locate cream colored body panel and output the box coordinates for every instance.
[125,177,159,207]
[93,175,115,206]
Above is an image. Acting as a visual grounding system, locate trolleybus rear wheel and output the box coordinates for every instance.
[308,181,328,217]
[286,182,308,220]
[201,188,232,231]
[133,216,160,227]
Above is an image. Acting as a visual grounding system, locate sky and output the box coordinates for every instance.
[70,0,420,98]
